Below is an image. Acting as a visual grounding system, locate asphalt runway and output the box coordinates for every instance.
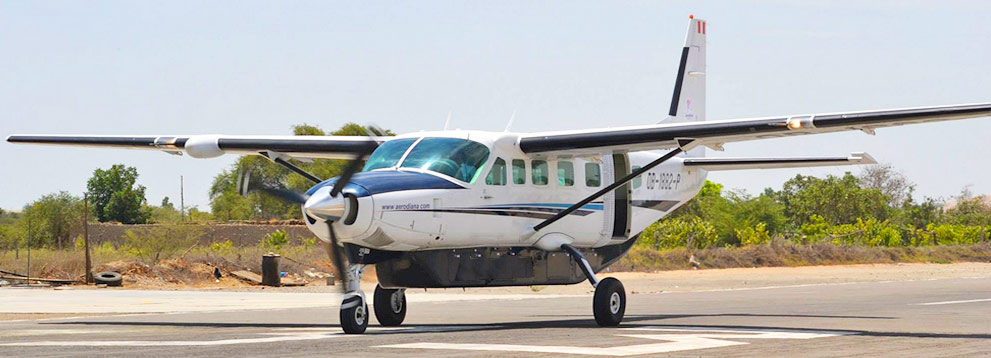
[2,277,990,357]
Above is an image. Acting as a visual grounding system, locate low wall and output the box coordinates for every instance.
[71,223,318,247]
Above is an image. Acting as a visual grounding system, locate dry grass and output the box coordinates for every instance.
[613,240,991,272]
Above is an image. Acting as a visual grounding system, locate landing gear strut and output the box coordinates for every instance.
[339,264,368,334]
[561,244,625,326]
[373,284,407,326]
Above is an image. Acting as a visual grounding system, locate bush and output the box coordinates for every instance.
[123,223,205,263]
[260,229,290,250]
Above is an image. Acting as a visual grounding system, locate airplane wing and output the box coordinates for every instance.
[4,134,381,160]
[518,103,991,156]
[683,152,875,171]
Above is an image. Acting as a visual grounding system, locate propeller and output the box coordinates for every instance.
[235,128,381,288]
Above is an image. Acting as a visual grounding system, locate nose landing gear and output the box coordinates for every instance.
[339,264,368,334]
[561,244,626,327]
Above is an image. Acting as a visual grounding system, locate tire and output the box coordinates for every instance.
[340,302,369,334]
[593,277,625,327]
[373,285,407,327]
[94,271,123,287]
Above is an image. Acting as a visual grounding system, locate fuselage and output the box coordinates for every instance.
[303,130,707,251]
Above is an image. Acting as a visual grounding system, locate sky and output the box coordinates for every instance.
[1,1,989,212]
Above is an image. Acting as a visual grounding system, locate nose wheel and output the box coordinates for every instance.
[339,264,368,334]
[339,298,369,334]
[373,284,407,326]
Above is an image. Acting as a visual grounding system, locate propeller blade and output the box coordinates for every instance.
[255,187,309,205]
[236,168,252,197]
[330,157,364,197]
[326,221,349,288]
[236,167,309,204]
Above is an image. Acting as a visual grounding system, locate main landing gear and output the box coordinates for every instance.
[373,284,407,326]
[339,264,369,334]
[561,244,626,326]
[338,264,408,334]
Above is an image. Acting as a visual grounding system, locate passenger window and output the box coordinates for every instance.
[631,166,642,189]
[557,161,574,186]
[585,163,601,187]
[532,160,548,185]
[511,159,526,184]
[485,158,507,185]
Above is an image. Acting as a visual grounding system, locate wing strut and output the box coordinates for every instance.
[531,147,684,232]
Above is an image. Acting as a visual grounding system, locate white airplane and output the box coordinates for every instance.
[7,16,991,334]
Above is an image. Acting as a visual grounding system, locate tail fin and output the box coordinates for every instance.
[663,16,706,124]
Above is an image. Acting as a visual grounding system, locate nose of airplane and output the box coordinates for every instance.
[304,193,348,221]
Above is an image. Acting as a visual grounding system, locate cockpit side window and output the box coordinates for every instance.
[485,158,507,185]
[362,138,417,171]
[399,138,490,183]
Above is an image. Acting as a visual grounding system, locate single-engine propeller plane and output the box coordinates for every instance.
[8,17,991,334]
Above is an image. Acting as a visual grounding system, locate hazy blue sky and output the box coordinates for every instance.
[2,1,989,211]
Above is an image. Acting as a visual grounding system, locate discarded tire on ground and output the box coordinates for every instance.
[94,271,123,287]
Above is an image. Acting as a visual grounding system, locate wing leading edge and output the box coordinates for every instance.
[518,103,991,155]
[5,134,381,160]
[683,152,875,171]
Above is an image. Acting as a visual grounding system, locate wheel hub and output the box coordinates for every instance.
[391,291,404,313]
[355,305,366,325]
[609,292,621,314]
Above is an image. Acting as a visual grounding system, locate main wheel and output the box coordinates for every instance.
[340,302,369,334]
[593,277,625,327]
[373,285,407,326]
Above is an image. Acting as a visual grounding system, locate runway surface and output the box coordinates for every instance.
[2,276,990,357]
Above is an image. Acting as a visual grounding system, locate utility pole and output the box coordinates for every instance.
[180,175,185,221]
[83,193,93,284]
[26,216,31,285]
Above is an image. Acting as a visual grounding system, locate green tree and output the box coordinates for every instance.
[150,204,182,223]
[776,173,890,227]
[942,196,991,226]
[20,191,83,249]
[87,164,151,224]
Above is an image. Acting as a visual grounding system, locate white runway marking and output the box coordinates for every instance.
[0,289,580,314]
[0,333,341,347]
[0,325,498,347]
[914,298,991,306]
[378,327,852,356]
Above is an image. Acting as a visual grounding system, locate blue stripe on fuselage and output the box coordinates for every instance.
[482,203,604,211]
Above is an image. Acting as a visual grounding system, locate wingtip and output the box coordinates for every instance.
[850,152,878,164]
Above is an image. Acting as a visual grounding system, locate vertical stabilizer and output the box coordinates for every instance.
[664,16,706,125]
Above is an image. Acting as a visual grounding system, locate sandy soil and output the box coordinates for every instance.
[41,262,991,294]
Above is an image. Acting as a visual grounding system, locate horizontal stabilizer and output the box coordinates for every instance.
[683,152,876,171]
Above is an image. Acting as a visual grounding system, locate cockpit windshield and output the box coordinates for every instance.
[362,138,416,172]
[399,138,490,183]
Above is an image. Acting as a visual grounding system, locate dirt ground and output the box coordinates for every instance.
[18,262,990,294]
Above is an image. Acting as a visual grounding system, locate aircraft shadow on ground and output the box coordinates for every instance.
[44,313,991,340]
